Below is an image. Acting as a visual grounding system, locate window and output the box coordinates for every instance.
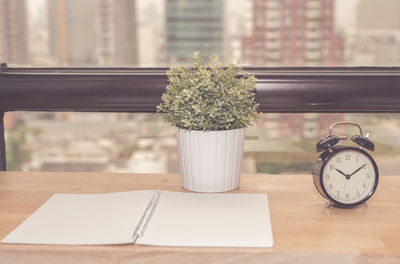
[2,0,400,175]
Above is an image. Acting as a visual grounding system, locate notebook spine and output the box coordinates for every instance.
[132,190,161,243]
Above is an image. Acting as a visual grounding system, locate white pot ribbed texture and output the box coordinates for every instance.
[176,127,245,192]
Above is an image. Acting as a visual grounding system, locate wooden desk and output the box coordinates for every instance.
[0,172,399,264]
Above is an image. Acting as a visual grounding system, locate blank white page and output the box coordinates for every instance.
[2,190,155,245]
[138,191,273,247]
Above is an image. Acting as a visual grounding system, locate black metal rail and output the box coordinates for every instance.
[1,65,400,170]
[0,112,5,171]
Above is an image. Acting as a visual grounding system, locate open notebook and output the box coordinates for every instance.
[2,190,273,247]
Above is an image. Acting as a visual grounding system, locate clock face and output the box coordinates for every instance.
[321,148,378,205]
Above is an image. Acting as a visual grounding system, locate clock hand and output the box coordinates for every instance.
[348,164,367,178]
[335,168,349,178]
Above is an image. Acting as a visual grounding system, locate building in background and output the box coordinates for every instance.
[48,0,96,66]
[242,0,344,66]
[0,0,28,64]
[96,0,137,66]
[347,0,400,66]
[166,0,223,64]
[136,0,165,66]
[221,0,249,63]
[49,0,137,66]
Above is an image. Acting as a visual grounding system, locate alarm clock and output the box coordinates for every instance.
[312,121,379,208]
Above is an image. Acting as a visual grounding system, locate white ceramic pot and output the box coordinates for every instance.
[176,127,245,192]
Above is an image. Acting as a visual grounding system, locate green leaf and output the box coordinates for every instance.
[157,52,260,131]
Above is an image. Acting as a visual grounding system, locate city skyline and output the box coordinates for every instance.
[2,0,398,67]
[0,0,28,64]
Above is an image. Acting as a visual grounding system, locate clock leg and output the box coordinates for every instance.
[325,201,332,208]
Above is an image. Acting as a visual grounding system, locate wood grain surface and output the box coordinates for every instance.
[0,171,399,264]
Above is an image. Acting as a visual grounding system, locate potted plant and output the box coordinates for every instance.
[157,52,259,192]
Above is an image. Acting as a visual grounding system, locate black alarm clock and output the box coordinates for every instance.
[312,121,379,208]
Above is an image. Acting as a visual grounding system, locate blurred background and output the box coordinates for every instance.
[1,0,400,175]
